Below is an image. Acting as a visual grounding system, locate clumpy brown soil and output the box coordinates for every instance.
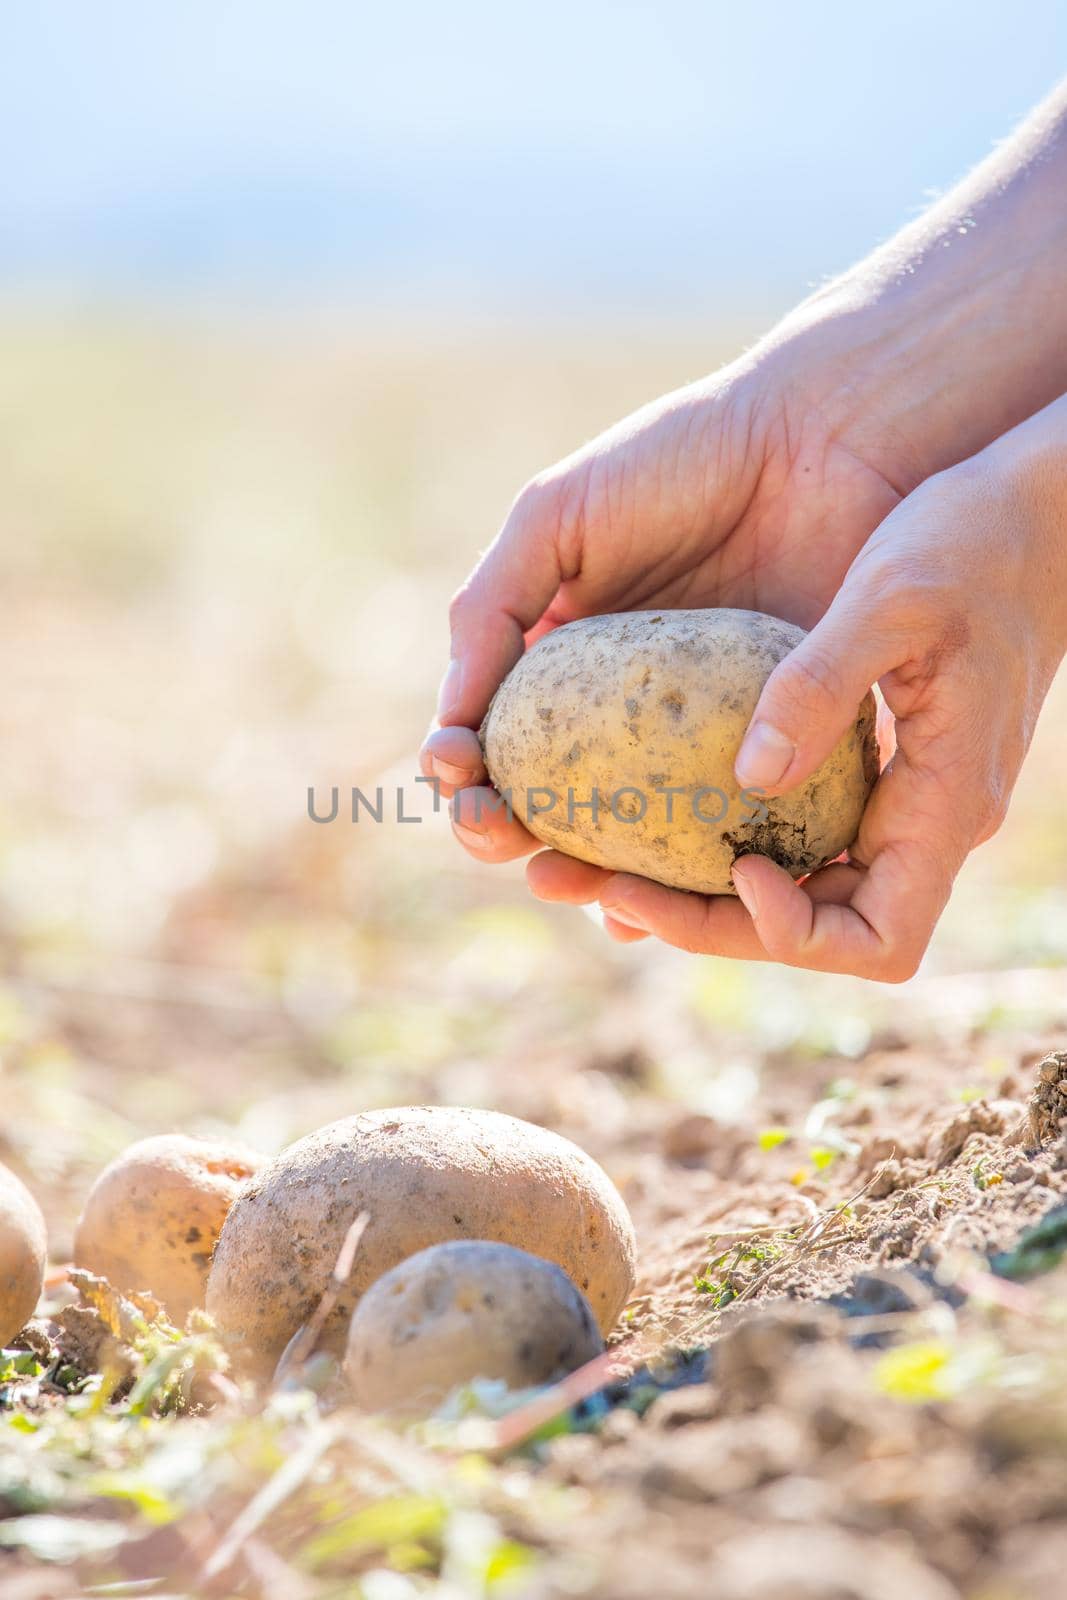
[524,1035,1067,1600]
[8,1015,1067,1598]
[6,319,1067,1595]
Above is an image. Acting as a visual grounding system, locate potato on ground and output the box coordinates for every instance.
[206,1105,636,1380]
[74,1133,263,1323]
[344,1239,604,1413]
[0,1164,47,1346]
[481,607,879,895]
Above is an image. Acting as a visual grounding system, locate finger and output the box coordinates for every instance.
[730,854,883,974]
[526,850,612,903]
[597,873,770,960]
[735,584,903,798]
[440,480,572,729]
[450,786,542,863]
[602,916,650,944]
[420,726,486,795]
[730,839,936,981]
[729,712,987,980]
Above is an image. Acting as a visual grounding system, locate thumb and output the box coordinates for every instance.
[439,477,568,730]
[734,590,901,796]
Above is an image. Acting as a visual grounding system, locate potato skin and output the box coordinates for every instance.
[206,1106,637,1380]
[74,1134,263,1324]
[0,1164,46,1346]
[481,608,879,895]
[344,1239,604,1413]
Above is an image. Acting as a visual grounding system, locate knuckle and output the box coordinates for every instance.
[673,896,717,955]
[975,795,1010,846]
[874,936,923,984]
[773,648,847,720]
[860,552,970,652]
[510,474,557,530]
[447,583,474,631]
[882,951,922,984]
[512,468,583,565]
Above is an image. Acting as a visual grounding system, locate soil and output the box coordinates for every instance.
[531,1035,1067,1600]
[4,324,1067,1597]
[7,1008,1067,1597]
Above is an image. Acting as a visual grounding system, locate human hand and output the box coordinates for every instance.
[421,80,1067,978]
[421,336,907,867]
[551,403,1067,979]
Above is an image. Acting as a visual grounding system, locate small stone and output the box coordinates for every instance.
[858,1135,899,1174]
[845,1267,931,1316]
[600,1406,641,1444]
[545,1431,600,1479]
[866,1160,903,1199]
[661,1112,719,1163]
[715,1304,828,1408]
[929,1100,1024,1166]
[646,1383,718,1430]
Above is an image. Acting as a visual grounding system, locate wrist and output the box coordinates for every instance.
[751,276,999,496]
[979,394,1067,656]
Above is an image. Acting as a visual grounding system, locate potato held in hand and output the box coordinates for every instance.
[207,1105,636,1380]
[481,608,879,895]
[345,1239,604,1413]
[74,1134,263,1323]
[0,1164,47,1346]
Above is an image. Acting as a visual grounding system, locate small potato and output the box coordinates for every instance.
[207,1105,637,1381]
[481,608,879,895]
[0,1164,47,1346]
[344,1239,604,1413]
[74,1133,263,1324]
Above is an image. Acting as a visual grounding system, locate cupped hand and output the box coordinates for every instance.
[591,432,1067,972]
[539,422,1067,979]
[422,345,907,864]
[422,353,1066,980]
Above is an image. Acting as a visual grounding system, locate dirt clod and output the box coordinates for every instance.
[1028,1050,1067,1144]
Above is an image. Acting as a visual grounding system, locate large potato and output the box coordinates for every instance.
[74,1134,263,1324]
[481,608,878,895]
[344,1240,604,1413]
[0,1164,46,1346]
[206,1106,636,1380]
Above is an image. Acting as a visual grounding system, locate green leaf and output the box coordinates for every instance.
[125,1346,189,1414]
[301,1493,446,1568]
[873,1340,954,1403]
[87,1470,179,1525]
[758,1127,790,1151]
[486,1538,536,1588]
[0,1349,43,1382]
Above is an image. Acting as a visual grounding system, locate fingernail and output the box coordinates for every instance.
[736,721,794,788]
[432,756,468,787]
[732,864,760,920]
[437,659,464,723]
[453,821,491,851]
[601,902,647,932]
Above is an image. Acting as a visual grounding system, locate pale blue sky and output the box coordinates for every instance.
[4,2,1066,313]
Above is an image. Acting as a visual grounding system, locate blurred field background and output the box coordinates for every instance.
[3,2,1067,1249]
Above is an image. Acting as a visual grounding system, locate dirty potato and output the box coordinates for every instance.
[206,1105,636,1380]
[74,1134,263,1324]
[344,1239,604,1412]
[0,1164,47,1346]
[481,608,878,895]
